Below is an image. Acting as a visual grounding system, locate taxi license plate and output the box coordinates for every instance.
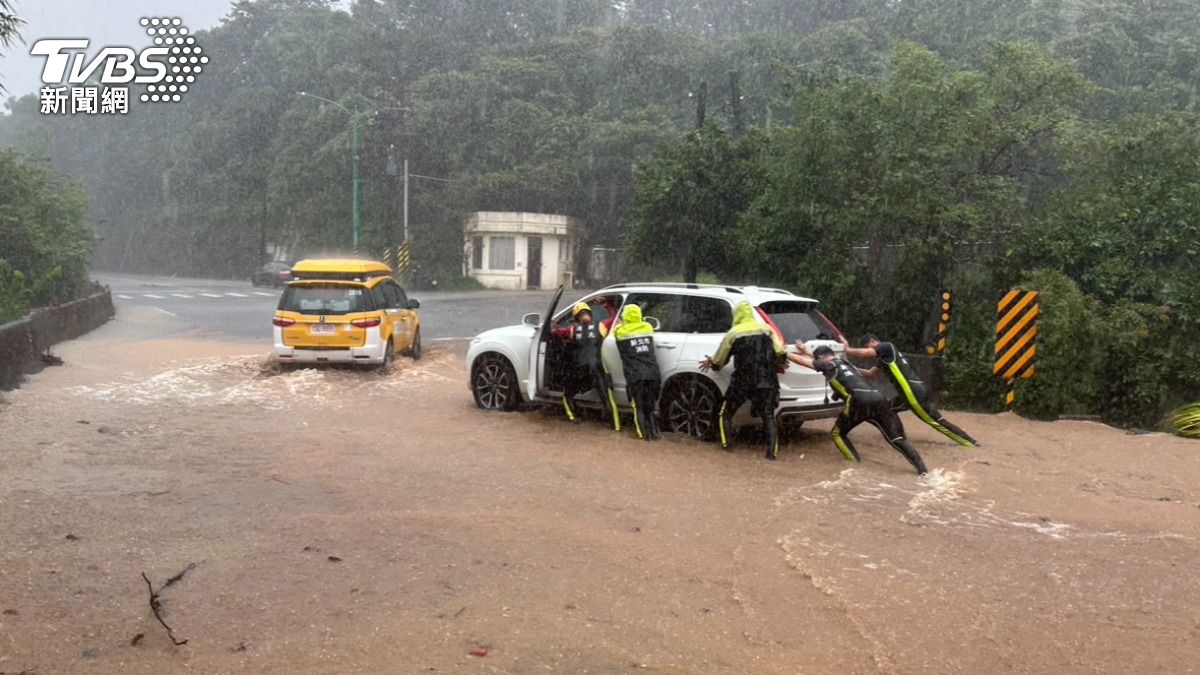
[310,324,337,335]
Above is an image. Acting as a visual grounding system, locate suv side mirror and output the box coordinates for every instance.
[522,312,541,327]
[406,298,420,310]
[645,316,662,330]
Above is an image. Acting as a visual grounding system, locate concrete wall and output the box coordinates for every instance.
[0,288,115,390]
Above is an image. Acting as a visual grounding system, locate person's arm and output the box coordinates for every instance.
[839,335,876,360]
[551,325,573,340]
[786,351,816,370]
[706,331,736,371]
[861,366,882,380]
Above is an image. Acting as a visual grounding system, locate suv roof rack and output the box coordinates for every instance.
[601,282,744,293]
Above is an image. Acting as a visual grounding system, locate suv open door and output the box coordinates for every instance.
[527,286,564,401]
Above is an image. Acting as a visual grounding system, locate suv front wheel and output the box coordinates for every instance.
[472,353,520,411]
[661,375,721,441]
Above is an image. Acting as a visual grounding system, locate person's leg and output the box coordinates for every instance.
[646,379,663,440]
[601,368,621,432]
[754,387,781,460]
[868,407,928,475]
[637,382,658,442]
[830,405,863,462]
[561,371,581,423]
[719,383,749,450]
[922,400,978,446]
[889,364,973,447]
[629,381,649,440]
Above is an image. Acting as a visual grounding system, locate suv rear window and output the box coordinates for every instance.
[758,301,841,342]
[278,284,372,315]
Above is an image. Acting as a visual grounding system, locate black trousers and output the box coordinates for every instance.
[628,379,661,441]
[831,397,927,474]
[719,381,780,458]
[562,364,618,429]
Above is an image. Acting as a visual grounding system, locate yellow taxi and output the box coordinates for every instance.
[272,259,421,368]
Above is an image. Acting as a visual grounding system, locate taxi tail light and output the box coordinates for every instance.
[350,317,381,328]
[273,316,295,327]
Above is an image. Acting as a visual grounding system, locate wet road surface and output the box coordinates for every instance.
[2,291,1199,674]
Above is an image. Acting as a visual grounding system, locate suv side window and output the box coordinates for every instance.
[624,293,682,332]
[678,295,733,333]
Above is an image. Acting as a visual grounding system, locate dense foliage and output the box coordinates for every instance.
[1,0,1198,424]
[0,150,93,321]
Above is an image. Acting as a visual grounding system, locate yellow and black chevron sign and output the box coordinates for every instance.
[994,290,1039,381]
[394,240,412,277]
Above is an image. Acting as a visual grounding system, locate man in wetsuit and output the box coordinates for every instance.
[788,344,929,475]
[556,302,619,429]
[700,301,787,460]
[614,303,662,441]
[842,335,979,447]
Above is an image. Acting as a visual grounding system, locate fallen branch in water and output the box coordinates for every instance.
[141,563,196,646]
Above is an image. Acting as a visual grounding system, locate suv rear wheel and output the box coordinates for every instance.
[662,375,721,441]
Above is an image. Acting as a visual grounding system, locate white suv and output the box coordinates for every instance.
[466,283,847,439]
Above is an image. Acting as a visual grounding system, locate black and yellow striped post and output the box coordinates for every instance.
[993,290,1039,411]
[395,240,412,279]
[927,291,953,356]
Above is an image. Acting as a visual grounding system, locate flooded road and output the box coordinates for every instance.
[2,317,1199,674]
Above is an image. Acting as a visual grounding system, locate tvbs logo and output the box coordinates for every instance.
[32,17,206,113]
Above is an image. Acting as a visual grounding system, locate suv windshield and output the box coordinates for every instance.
[758,301,841,342]
[278,284,371,315]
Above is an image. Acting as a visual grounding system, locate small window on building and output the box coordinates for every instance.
[559,241,571,264]
[472,236,484,270]
[489,236,515,270]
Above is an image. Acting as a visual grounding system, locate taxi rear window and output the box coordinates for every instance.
[278,284,372,315]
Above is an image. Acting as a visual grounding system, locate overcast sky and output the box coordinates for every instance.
[1,0,233,98]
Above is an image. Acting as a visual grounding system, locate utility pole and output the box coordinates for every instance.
[296,91,362,250]
[695,80,708,129]
[729,70,744,137]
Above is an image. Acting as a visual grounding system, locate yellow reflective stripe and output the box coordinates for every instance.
[831,427,857,462]
[718,401,728,447]
[562,396,576,422]
[887,362,972,447]
[632,401,644,439]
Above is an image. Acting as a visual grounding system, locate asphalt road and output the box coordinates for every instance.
[97,273,564,342]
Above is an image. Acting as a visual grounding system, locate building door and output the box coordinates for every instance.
[527,237,543,289]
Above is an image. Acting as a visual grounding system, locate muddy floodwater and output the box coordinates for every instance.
[2,333,1199,674]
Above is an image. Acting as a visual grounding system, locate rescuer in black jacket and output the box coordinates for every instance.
[700,301,787,460]
[614,303,662,441]
[558,302,619,430]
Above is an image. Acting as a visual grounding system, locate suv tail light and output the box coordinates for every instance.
[272,316,295,327]
[350,317,381,328]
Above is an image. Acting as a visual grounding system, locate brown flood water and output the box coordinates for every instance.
[2,336,1199,674]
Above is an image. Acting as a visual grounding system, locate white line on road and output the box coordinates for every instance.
[142,294,165,299]
[117,294,133,299]
[171,293,193,299]
[199,293,223,298]
[224,292,249,298]
[152,307,177,317]
[253,291,276,297]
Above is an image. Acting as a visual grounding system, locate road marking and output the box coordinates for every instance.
[152,306,177,317]
[253,291,276,297]
[200,293,223,298]
[142,294,165,299]
[170,293,193,299]
[225,292,249,298]
[116,294,133,299]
